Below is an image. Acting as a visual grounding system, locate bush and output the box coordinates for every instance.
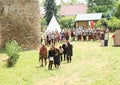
[106,17,120,31]
[5,40,22,67]
[59,16,75,29]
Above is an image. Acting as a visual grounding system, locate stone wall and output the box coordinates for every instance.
[0,0,41,50]
[114,30,120,46]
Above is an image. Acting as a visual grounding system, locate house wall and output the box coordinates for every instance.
[0,0,41,50]
[75,20,98,29]
[75,21,88,29]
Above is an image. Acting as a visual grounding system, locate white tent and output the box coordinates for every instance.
[46,15,61,33]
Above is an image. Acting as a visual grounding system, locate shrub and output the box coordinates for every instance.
[59,16,75,29]
[5,40,22,67]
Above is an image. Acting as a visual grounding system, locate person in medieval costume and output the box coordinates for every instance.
[62,42,67,61]
[104,28,109,46]
[59,46,63,62]
[100,30,105,47]
[39,45,48,67]
[66,42,73,63]
[65,29,69,41]
[48,47,55,70]
[54,47,60,69]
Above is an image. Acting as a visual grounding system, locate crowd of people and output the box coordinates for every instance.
[39,41,73,70]
[40,27,110,46]
[39,27,109,70]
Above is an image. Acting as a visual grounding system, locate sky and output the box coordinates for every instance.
[55,0,87,5]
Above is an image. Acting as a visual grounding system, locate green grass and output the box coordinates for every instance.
[0,34,120,85]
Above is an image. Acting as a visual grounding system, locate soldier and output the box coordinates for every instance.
[54,47,60,69]
[48,47,55,70]
[66,42,73,63]
[59,46,63,62]
[39,45,47,67]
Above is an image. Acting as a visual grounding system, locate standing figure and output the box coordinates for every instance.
[104,28,109,46]
[54,47,60,68]
[62,42,67,61]
[66,42,73,63]
[39,45,48,67]
[48,47,55,70]
[100,30,105,47]
[65,29,69,41]
[59,46,63,62]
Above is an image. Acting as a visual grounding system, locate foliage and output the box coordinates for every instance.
[95,17,120,31]
[95,18,107,29]
[106,17,120,30]
[70,0,77,4]
[59,16,75,29]
[41,18,47,32]
[44,0,57,25]
[5,40,22,67]
[115,4,120,19]
[87,5,108,16]
[87,0,119,18]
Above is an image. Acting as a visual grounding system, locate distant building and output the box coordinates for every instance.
[75,13,104,28]
[40,7,45,17]
[60,4,88,17]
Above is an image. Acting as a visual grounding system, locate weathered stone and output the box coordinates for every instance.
[0,0,41,50]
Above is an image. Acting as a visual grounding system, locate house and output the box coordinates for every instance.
[75,13,104,29]
[60,4,88,17]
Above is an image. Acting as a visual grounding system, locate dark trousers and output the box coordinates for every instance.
[48,60,53,70]
[104,40,108,46]
[67,56,71,63]
[60,54,62,62]
[78,35,81,41]
[63,52,66,61]
[65,36,69,41]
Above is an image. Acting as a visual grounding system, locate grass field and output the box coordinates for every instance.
[0,34,120,85]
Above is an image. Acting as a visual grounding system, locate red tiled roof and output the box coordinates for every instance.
[60,4,88,16]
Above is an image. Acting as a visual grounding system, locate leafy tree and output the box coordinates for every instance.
[95,18,107,29]
[59,16,75,29]
[95,17,120,31]
[115,4,120,19]
[70,0,77,4]
[106,17,120,30]
[59,0,77,5]
[87,0,116,13]
[44,0,57,25]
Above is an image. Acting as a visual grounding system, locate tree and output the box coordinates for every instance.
[87,0,116,13]
[106,17,120,30]
[70,0,77,4]
[59,16,75,29]
[44,0,57,25]
[95,17,120,31]
[115,4,120,19]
